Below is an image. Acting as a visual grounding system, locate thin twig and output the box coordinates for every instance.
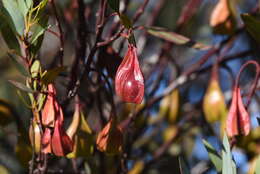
[50,0,64,66]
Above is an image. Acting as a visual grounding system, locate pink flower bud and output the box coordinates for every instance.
[115,44,144,104]
[51,119,74,156]
[226,87,250,137]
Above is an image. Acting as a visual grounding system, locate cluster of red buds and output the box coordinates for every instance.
[41,84,73,156]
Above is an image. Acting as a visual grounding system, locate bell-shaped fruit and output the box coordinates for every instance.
[203,78,227,123]
[115,44,144,104]
[96,118,123,155]
[29,119,41,153]
[51,119,74,156]
[226,87,250,137]
[210,0,235,34]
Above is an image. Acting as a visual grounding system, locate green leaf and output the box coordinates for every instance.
[8,53,29,76]
[41,66,67,85]
[146,27,211,50]
[178,157,190,174]
[30,15,49,44]
[119,14,132,29]
[202,140,222,172]
[8,80,34,93]
[17,0,32,17]
[0,14,20,53]
[241,13,260,44]
[222,133,237,174]
[108,0,120,12]
[2,0,25,35]
[255,155,260,174]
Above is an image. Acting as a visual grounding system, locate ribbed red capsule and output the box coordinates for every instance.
[115,44,144,104]
[226,87,250,137]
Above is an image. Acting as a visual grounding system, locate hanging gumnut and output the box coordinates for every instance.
[41,128,52,154]
[29,119,41,153]
[226,87,250,137]
[41,84,57,127]
[51,118,74,156]
[115,44,144,104]
[96,118,123,155]
[209,0,235,34]
[168,89,180,123]
[203,64,227,123]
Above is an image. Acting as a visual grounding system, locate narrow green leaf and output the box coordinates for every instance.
[108,0,120,12]
[178,157,190,174]
[146,27,212,50]
[222,133,237,174]
[41,66,67,85]
[2,0,25,35]
[241,14,260,44]
[8,80,34,93]
[202,140,222,172]
[255,155,260,174]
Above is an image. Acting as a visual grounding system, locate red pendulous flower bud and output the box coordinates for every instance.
[51,119,74,156]
[42,84,58,127]
[226,87,250,137]
[115,44,144,104]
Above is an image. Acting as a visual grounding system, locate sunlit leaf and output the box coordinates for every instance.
[222,133,237,174]
[241,13,260,44]
[17,0,32,17]
[2,0,25,35]
[202,139,222,172]
[146,27,211,50]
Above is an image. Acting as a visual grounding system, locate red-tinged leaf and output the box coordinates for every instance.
[41,128,52,154]
[51,120,73,156]
[237,88,250,136]
[226,88,238,137]
[146,27,211,50]
[115,44,144,104]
